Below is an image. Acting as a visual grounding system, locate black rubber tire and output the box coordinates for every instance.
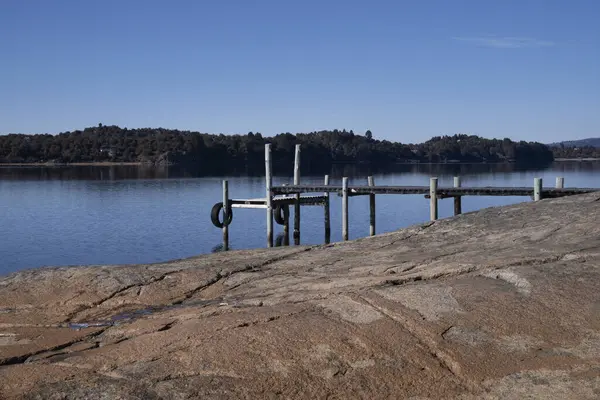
[210,202,233,228]
[273,204,290,225]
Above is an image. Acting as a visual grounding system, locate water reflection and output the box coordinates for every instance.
[274,233,288,247]
[325,161,557,178]
[2,160,594,182]
[210,233,289,253]
[0,165,171,181]
[211,243,226,253]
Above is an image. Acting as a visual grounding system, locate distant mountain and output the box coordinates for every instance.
[548,138,600,148]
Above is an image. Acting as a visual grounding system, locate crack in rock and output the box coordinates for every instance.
[358,295,480,393]
[0,327,108,367]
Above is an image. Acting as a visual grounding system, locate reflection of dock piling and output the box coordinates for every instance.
[211,145,598,251]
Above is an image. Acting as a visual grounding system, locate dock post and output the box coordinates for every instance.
[534,178,542,201]
[453,176,462,216]
[368,176,376,236]
[342,177,349,241]
[430,177,438,221]
[324,174,331,244]
[222,180,229,251]
[556,177,564,189]
[293,144,301,245]
[265,144,273,247]
[283,205,290,246]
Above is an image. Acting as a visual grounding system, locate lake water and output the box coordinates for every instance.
[1,162,599,276]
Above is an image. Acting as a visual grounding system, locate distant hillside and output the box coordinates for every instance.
[550,138,600,159]
[0,125,554,171]
[548,138,600,148]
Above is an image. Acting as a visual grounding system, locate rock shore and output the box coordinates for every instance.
[1,193,600,399]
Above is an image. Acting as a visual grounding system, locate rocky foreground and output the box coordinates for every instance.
[1,193,600,399]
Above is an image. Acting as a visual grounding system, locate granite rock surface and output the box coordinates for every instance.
[1,193,600,399]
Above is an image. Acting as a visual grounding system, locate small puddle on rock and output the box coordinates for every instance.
[66,298,228,330]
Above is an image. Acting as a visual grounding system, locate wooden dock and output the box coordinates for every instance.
[271,184,596,198]
[211,144,598,250]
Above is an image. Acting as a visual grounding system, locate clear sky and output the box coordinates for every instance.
[1,0,598,143]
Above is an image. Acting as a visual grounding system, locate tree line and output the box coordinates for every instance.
[551,143,600,159]
[0,125,554,173]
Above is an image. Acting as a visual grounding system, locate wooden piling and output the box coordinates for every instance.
[283,205,290,246]
[430,177,438,221]
[293,144,301,245]
[453,176,462,216]
[342,177,349,241]
[324,174,331,244]
[222,180,229,251]
[556,177,564,189]
[368,176,376,236]
[265,144,273,247]
[534,178,542,201]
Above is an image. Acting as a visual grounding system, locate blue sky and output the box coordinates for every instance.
[1,0,598,143]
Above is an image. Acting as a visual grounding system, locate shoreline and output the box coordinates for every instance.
[0,160,566,167]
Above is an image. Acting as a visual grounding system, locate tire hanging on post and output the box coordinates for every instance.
[273,204,290,226]
[210,202,233,228]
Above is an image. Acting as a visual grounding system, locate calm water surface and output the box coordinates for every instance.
[1,162,599,275]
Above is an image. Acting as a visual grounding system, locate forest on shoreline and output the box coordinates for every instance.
[0,125,555,173]
[551,144,600,159]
